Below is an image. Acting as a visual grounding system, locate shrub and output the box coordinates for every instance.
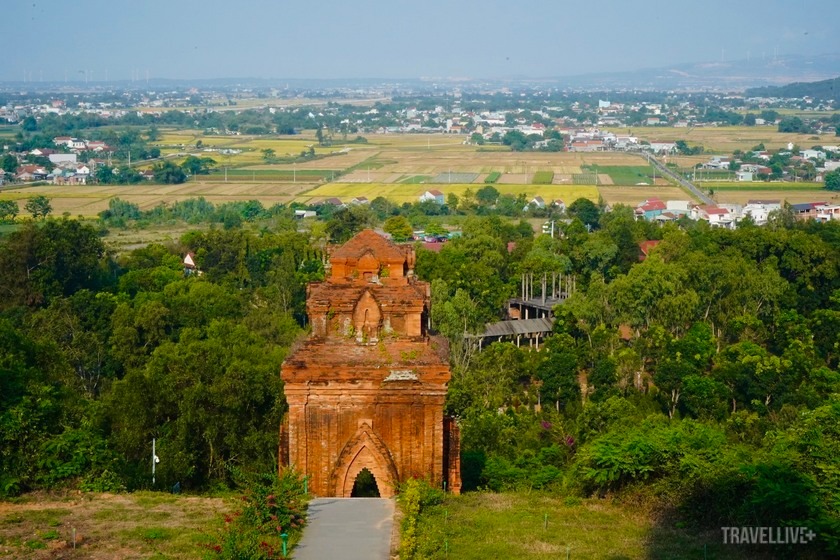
[398,478,444,560]
[204,468,308,560]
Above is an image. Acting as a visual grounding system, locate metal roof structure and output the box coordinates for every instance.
[468,317,554,339]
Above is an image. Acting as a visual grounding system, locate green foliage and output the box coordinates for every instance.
[475,185,499,206]
[383,215,413,242]
[567,197,600,228]
[0,199,18,222]
[825,169,840,191]
[24,195,52,219]
[398,478,444,560]
[0,219,109,310]
[153,160,187,184]
[204,469,308,560]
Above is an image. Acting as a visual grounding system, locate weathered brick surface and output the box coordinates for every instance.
[280,230,460,497]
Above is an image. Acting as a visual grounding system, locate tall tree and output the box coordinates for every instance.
[24,195,52,220]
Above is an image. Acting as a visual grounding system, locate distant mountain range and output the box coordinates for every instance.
[3,53,839,93]
[555,53,840,91]
[745,76,839,100]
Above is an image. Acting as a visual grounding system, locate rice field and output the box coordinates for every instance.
[597,186,697,205]
[5,131,832,218]
[715,189,838,205]
[607,125,830,152]
[300,182,600,204]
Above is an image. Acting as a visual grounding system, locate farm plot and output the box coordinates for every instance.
[714,189,836,205]
[597,185,697,205]
[606,125,829,152]
[430,172,479,183]
[584,165,656,185]
[0,182,311,218]
[300,182,599,205]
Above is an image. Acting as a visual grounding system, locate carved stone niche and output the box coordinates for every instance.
[353,290,382,343]
[357,251,380,282]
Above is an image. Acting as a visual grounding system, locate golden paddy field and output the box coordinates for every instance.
[300,183,601,205]
[606,125,831,153]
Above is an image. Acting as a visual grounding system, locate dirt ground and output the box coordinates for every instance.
[0,491,231,559]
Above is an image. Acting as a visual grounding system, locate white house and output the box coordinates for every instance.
[419,189,445,204]
[742,200,781,226]
[736,171,753,182]
[691,205,736,229]
[524,196,546,211]
[648,141,677,154]
[49,153,77,165]
[802,149,826,161]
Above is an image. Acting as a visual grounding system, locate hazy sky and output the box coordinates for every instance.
[4,0,837,82]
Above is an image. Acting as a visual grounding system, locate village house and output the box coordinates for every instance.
[15,164,49,182]
[816,205,840,222]
[691,204,736,228]
[569,139,605,152]
[802,149,826,161]
[635,198,667,221]
[648,141,677,155]
[791,202,828,221]
[524,196,546,211]
[48,153,77,165]
[742,200,781,226]
[419,189,445,204]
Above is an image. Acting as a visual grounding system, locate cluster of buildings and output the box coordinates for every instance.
[3,136,116,184]
[634,197,840,227]
[699,143,840,183]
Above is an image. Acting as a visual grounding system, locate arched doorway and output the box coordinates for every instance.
[333,423,398,498]
[350,468,381,497]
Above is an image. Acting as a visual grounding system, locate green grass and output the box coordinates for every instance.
[585,164,657,185]
[2,508,70,527]
[485,171,502,183]
[415,492,768,559]
[400,175,432,184]
[532,170,555,184]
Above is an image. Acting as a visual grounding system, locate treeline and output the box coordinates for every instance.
[0,218,323,495]
[414,209,840,555]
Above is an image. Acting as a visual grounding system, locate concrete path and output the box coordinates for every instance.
[294,498,394,560]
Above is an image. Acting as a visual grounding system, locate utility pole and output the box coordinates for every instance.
[152,438,157,486]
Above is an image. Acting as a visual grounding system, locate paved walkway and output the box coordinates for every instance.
[294,498,395,560]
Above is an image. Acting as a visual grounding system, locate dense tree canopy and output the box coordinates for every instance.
[0,207,838,554]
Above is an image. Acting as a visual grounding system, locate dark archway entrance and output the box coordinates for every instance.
[350,468,380,497]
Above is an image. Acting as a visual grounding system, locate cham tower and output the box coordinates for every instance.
[279,229,461,498]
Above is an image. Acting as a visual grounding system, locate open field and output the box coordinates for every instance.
[415,492,767,560]
[0,182,314,217]
[715,189,838,205]
[301,182,600,204]
[698,181,822,190]
[597,185,696,205]
[0,491,230,559]
[152,131,375,167]
[6,132,834,215]
[609,125,830,153]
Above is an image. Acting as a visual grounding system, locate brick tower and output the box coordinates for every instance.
[280,230,461,497]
